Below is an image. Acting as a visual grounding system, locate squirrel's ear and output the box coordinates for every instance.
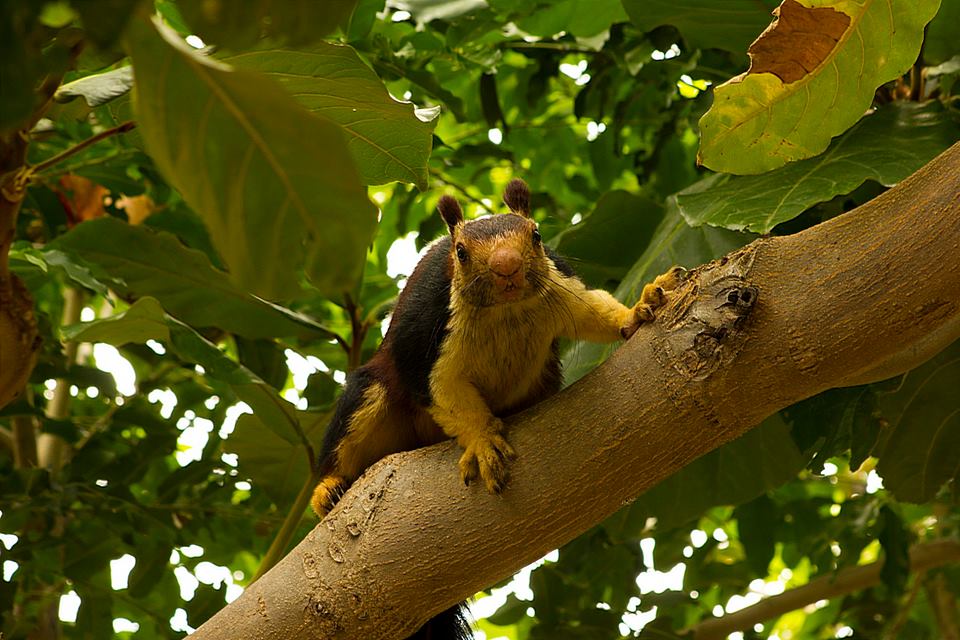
[503,178,530,217]
[437,195,463,233]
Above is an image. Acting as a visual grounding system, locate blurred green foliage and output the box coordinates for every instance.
[1,0,958,639]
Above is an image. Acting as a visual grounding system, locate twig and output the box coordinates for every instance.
[12,416,38,468]
[31,121,136,174]
[883,571,926,640]
[500,42,606,55]
[37,287,84,473]
[429,169,495,214]
[926,572,960,640]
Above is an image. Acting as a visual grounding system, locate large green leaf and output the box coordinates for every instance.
[876,340,960,503]
[679,102,960,233]
[622,0,780,53]
[551,190,666,289]
[62,296,169,346]
[698,0,940,174]
[225,411,327,508]
[607,415,806,535]
[126,17,377,300]
[515,0,628,38]
[63,297,305,444]
[223,43,439,190]
[176,0,357,49]
[54,217,334,340]
[562,206,751,383]
[924,0,960,65]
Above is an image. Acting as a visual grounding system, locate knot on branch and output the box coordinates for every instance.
[658,247,759,381]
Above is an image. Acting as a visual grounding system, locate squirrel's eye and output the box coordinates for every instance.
[456,243,468,262]
[532,228,541,245]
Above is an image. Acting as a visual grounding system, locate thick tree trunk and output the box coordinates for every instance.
[190,142,960,640]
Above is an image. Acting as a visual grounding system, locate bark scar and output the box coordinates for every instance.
[656,246,759,381]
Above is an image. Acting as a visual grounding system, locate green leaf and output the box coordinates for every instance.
[225,410,326,507]
[486,594,530,626]
[562,205,751,383]
[166,323,304,444]
[622,0,780,53]
[176,0,358,48]
[62,297,169,345]
[71,0,141,49]
[394,0,488,22]
[782,386,879,471]
[877,505,910,594]
[924,0,960,65]
[236,336,289,390]
[0,6,78,134]
[9,245,110,297]
[698,0,941,174]
[876,340,960,503]
[127,542,174,598]
[224,43,438,190]
[63,296,305,444]
[55,65,133,107]
[55,217,335,340]
[734,494,777,576]
[516,0,628,38]
[679,103,960,233]
[551,190,665,289]
[126,17,377,300]
[611,415,806,534]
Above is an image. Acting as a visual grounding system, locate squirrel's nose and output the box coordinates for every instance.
[488,247,522,278]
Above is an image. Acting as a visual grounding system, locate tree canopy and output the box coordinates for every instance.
[0,1,958,639]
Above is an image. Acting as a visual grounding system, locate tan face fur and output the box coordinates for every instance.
[437,180,549,308]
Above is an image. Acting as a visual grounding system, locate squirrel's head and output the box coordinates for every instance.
[438,179,548,308]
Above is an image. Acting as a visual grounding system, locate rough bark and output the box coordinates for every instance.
[190,142,960,640]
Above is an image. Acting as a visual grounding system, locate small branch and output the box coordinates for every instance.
[429,169,495,215]
[38,287,84,473]
[251,468,321,584]
[0,425,13,452]
[692,541,960,640]
[31,121,136,175]
[883,571,926,640]
[344,293,367,372]
[500,42,605,55]
[926,572,960,640]
[12,415,38,468]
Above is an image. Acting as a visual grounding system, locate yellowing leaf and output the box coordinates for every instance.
[698,0,941,174]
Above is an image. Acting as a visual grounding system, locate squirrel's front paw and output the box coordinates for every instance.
[620,266,687,339]
[458,428,517,494]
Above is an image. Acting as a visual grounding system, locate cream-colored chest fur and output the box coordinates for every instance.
[433,294,559,414]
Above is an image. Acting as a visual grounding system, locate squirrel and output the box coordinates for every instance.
[310,178,684,638]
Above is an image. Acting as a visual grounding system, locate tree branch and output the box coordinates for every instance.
[190,142,960,640]
[31,120,136,175]
[693,540,960,640]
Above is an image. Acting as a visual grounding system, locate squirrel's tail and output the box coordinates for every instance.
[407,603,473,640]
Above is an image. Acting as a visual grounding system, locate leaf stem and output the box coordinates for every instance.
[31,121,137,175]
[429,169,494,214]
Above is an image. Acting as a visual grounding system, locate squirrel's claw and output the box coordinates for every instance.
[621,266,687,338]
[458,432,516,494]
